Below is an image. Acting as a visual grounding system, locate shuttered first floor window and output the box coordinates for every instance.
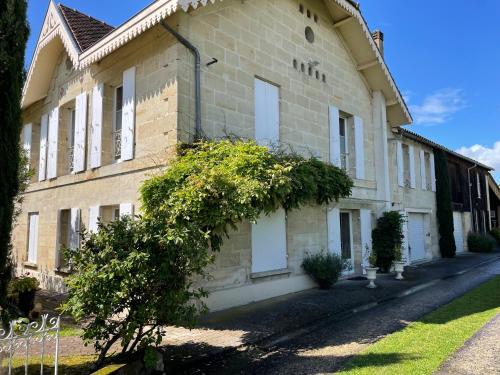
[27,213,39,264]
[114,85,123,161]
[251,209,287,274]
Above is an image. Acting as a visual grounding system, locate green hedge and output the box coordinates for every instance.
[302,251,347,289]
[490,228,500,246]
[372,211,405,272]
[467,233,496,253]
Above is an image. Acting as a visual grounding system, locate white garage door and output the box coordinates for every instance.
[453,212,464,253]
[408,213,426,262]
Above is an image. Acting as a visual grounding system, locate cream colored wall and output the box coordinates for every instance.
[14,26,181,289]
[176,0,389,309]
[388,134,439,260]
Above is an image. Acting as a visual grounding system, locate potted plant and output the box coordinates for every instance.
[8,275,40,318]
[364,245,379,289]
[393,244,406,280]
[302,250,351,289]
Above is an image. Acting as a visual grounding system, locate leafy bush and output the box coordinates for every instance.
[489,228,500,246]
[64,140,353,366]
[302,251,348,289]
[372,211,405,272]
[8,276,39,295]
[467,233,496,253]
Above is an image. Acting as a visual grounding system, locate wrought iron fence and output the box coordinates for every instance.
[113,130,122,160]
[0,315,60,375]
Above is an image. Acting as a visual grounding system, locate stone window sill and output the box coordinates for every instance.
[250,268,291,280]
[23,262,38,269]
[54,268,72,276]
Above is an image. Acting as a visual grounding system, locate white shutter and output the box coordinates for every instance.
[420,150,427,190]
[400,210,410,265]
[47,107,59,179]
[254,78,279,146]
[354,116,365,179]
[409,145,416,188]
[360,209,372,272]
[23,123,32,159]
[90,84,104,168]
[329,106,341,167]
[39,114,48,181]
[251,209,287,273]
[396,141,404,187]
[120,203,134,218]
[430,153,436,192]
[327,208,341,256]
[73,92,87,172]
[27,213,39,264]
[88,206,100,233]
[121,67,136,161]
[70,208,81,249]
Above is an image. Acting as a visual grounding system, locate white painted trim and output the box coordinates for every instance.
[420,149,426,190]
[409,145,416,188]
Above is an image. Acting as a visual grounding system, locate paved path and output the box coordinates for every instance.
[436,313,500,375]
[186,258,500,374]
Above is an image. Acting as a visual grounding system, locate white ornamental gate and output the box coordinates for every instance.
[0,314,60,374]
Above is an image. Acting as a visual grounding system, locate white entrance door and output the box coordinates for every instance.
[408,213,426,262]
[453,212,464,253]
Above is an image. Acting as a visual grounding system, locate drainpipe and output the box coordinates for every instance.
[161,20,202,139]
[467,163,477,231]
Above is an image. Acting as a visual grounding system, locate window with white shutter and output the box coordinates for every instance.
[254,78,280,147]
[327,208,341,256]
[354,116,365,179]
[73,92,87,173]
[90,84,104,168]
[22,124,32,168]
[119,203,134,218]
[27,213,39,264]
[121,67,136,161]
[329,106,341,167]
[396,141,404,187]
[47,107,59,179]
[430,153,436,192]
[88,206,101,233]
[251,208,287,273]
[56,208,81,270]
[420,150,427,190]
[113,85,123,161]
[39,114,49,181]
[409,145,416,188]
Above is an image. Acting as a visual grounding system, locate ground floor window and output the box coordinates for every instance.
[251,209,287,274]
[57,208,81,271]
[27,213,39,264]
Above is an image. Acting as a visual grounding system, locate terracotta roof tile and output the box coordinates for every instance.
[59,4,114,52]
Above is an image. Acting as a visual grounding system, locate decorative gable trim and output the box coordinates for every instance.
[331,0,411,125]
[79,0,221,68]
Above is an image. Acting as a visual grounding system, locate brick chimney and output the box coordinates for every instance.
[372,30,384,56]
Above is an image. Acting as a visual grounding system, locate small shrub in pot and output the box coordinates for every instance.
[467,233,496,253]
[8,276,40,317]
[302,251,350,289]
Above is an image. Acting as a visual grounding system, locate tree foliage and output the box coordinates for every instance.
[0,0,29,321]
[63,140,353,366]
[434,149,456,258]
[372,211,405,272]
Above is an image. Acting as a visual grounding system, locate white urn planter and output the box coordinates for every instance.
[393,261,405,280]
[365,267,379,288]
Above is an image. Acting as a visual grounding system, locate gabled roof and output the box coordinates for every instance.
[399,128,494,171]
[58,4,114,52]
[23,0,412,127]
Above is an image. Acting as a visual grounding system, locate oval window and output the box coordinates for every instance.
[305,26,315,44]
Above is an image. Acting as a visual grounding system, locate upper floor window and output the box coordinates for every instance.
[68,108,76,173]
[254,78,280,147]
[339,116,348,171]
[114,85,123,161]
[476,172,481,198]
[402,144,411,188]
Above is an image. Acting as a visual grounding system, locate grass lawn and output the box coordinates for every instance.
[338,276,500,375]
[7,355,126,374]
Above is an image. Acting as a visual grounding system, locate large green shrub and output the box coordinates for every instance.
[372,211,405,272]
[64,140,353,366]
[434,149,456,258]
[0,0,29,323]
[489,228,500,246]
[467,233,496,253]
[7,276,39,317]
[302,251,349,289]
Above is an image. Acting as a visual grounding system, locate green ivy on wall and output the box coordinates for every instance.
[434,148,456,258]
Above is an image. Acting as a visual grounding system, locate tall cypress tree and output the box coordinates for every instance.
[434,148,456,258]
[0,0,29,317]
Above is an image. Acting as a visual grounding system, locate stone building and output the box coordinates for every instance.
[16,0,450,311]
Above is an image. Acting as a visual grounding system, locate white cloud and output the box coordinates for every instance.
[456,141,500,180]
[409,88,466,125]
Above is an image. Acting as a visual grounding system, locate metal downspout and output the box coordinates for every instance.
[161,20,202,140]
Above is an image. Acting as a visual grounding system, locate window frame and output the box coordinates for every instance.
[113,85,124,162]
[26,212,39,265]
[339,210,354,274]
[339,115,348,172]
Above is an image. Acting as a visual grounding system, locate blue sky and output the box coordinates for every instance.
[25,0,500,180]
